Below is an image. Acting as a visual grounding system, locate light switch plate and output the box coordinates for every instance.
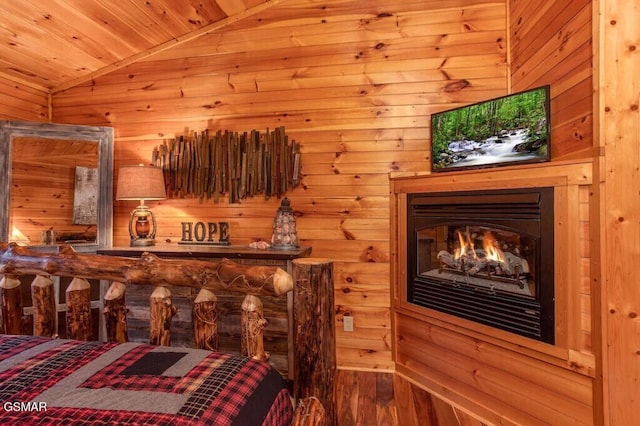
[343,316,354,332]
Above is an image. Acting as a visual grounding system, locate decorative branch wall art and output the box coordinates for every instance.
[151,126,301,203]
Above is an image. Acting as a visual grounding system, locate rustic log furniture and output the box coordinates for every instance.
[97,244,312,378]
[0,242,330,425]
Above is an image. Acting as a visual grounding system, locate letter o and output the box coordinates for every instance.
[194,222,206,241]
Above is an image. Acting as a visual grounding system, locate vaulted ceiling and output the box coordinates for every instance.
[0,0,282,93]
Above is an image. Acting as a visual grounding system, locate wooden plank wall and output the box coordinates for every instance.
[387,1,600,424]
[510,0,594,158]
[0,79,48,122]
[509,0,599,411]
[600,0,640,424]
[51,0,508,371]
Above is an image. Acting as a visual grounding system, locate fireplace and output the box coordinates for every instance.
[407,187,554,344]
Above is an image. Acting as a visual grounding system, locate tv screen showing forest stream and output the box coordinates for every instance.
[431,85,550,172]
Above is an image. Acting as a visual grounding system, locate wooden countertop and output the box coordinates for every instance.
[97,244,312,260]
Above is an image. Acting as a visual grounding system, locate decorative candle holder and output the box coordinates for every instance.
[271,198,299,250]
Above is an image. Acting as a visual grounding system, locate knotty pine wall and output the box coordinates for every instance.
[50,0,508,372]
[0,80,48,122]
[391,1,600,424]
[391,0,601,424]
[510,0,594,158]
[510,0,595,352]
[600,0,640,424]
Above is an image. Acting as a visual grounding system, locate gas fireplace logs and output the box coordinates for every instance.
[432,227,532,294]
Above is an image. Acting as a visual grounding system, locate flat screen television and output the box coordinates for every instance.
[430,85,550,172]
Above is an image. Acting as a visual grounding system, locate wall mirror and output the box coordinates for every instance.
[0,120,113,252]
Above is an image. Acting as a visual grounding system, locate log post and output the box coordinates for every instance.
[241,294,268,361]
[31,275,56,337]
[0,275,22,335]
[149,286,175,346]
[193,288,218,350]
[292,258,335,426]
[65,278,93,341]
[103,281,128,343]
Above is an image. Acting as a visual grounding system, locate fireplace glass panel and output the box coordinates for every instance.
[416,224,537,299]
[407,187,554,344]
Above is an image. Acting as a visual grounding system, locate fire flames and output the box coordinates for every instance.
[436,227,529,285]
[454,229,505,264]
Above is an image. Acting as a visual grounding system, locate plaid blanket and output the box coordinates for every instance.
[0,335,293,425]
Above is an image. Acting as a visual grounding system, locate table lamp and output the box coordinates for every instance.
[116,164,166,246]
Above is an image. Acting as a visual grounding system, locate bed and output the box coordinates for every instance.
[0,334,293,425]
[0,243,329,425]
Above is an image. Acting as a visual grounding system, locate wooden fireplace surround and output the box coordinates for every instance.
[389,159,598,425]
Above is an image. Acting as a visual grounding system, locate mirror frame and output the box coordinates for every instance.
[0,120,113,251]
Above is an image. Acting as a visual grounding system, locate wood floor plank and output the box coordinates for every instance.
[336,369,359,424]
[355,371,376,425]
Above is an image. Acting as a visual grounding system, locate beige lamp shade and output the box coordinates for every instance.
[116,165,166,201]
[116,164,165,247]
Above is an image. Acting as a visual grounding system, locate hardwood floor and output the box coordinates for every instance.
[335,369,397,425]
[334,370,487,426]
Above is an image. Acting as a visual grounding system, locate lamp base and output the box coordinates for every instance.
[127,205,158,247]
[130,238,156,247]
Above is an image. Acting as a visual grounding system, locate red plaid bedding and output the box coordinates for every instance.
[0,334,293,425]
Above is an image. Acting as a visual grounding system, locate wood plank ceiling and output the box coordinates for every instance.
[0,0,280,93]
